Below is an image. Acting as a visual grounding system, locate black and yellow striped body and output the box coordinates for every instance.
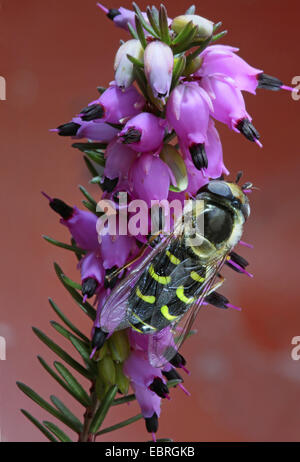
[127,238,206,333]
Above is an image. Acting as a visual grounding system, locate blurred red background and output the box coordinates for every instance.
[1,0,300,442]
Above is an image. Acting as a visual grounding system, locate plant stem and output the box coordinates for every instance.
[78,384,99,442]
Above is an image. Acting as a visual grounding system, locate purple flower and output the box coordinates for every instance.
[129,153,171,206]
[119,112,165,153]
[166,82,213,169]
[97,4,138,32]
[54,117,118,142]
[197,44,295,94]
[123,350,163,430]
[104,139,137,186]
[80,251,105,299]
[144,41,173,100]
[60,206,100,251]
[201,74,262,146]
[100,232,136,270]
[80,85,145,124]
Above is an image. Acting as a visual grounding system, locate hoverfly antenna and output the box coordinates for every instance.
[241,181,259,195]
[235,171,243,184]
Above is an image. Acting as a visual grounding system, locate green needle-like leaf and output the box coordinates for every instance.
[50,396,83,433]
[37,356,91,407]
[79,185,97,208]
[211,30,228,42]
[127,22,139,40]
[32,327,93,380]
[96,413,143,436]
[146,6,160,36]
[49,298,89,343]
[172,25,198,54]
[126,54,144,69]
[69,336,97,375]
[61,275,82,291]
[159,4,171,44]
[42,236,86,256]
[171,55,186,90]
[185,5,196,14]
[83,156,99,179]
[90,385,118,434]
[82,200,98,215]
[43,421,73,442]
[172,20,194,46]
[54,263,96,321]
[21,409,58,442]
[135,15,147,49]
[17,382,80,433]
[54,362,91,407]
[72,142,107,152]
[132,2,159,39]
[213,21,222,33]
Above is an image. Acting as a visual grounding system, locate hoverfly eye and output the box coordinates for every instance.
[231,199,241,209]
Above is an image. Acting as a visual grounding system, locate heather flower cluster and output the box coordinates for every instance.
[47,3,295,439]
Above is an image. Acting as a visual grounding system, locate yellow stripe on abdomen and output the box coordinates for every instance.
[190,271,205,283]
[136,286,155,304]
[161,305,179,321]
[166,250,181,265]
[149,264,171,285]
[176,285,195,304]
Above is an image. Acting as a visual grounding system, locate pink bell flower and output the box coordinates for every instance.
[129,153,171,206]
[119,113,165,153]
[144,41,174,100]
[80,85,145,124]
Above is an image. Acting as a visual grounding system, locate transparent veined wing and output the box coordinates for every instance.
[100,231,181,333]
[147,253,228,368]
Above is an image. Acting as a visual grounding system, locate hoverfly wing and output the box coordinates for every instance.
[100,232,176,333]
[148,254,228,368]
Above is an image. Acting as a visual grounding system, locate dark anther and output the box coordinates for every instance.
[57,122,81,137]
[257,73,283,91]
[189,143,208,170]
[49,198,74,220]
[80,103,105,122]
[205,291,229,309]
[104,266,119,289]
[162,368,183,382]
[101,177,119,193]
[236,118,260,143]
[121,128,141,144]
[145,412,158,433]
[170,352,186,369]
[149,377,169,398]
[107,8,121,20]
[91,328,108,350]
[82,278,98,298]
[230,251,249,269]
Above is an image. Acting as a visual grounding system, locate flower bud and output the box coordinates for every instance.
[115,363,130,395]
[171,14,214,39]
[144,41,173,100]
[114,39,144,89]
[108,330,130,363]
[98,355,116,386]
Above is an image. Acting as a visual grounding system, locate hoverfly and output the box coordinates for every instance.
[93,178,251,368]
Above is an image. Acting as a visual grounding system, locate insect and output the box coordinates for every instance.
[93,178,251,367]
